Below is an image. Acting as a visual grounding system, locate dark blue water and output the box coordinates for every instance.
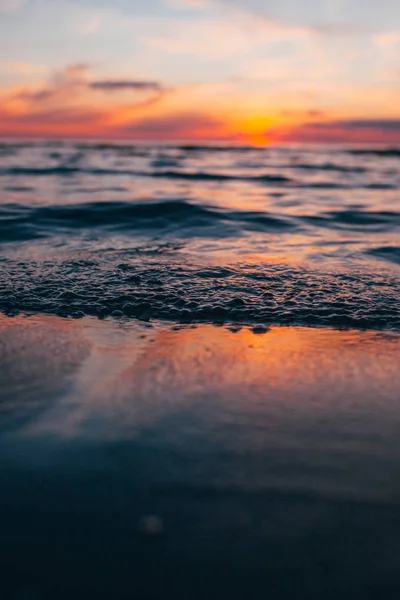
[0,141,399,329]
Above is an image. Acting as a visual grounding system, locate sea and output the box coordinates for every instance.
[1,141,400,600]
[0,141,399,329]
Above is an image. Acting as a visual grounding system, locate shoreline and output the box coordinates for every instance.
[2,313,400,493]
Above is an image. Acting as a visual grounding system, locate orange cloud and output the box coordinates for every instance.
[1,64,400,144]
[112,111,229,140]
[0,64,173,138]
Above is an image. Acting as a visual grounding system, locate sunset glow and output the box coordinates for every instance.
[0,0,399,144]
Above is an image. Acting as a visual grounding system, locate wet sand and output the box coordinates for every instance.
[1,314,400,599]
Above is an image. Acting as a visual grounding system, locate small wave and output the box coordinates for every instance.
[151,158,181,169]
[0,165,294,184]
[148,170,294,184]
[76,143,146,152]
[1,166,82,177]
[1,258,399,330]
[300,210,400,231]
[349,148,400,158]
[1,202,398,242]
[290,163,367,173]
[34,167,286,184]
[0,166,150,177]
[1,165,397,189]
[365,183,396,190]
[3,186,35,192]
[0,200,297,241]
[0,146,16,157]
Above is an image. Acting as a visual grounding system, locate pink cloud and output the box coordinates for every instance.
[274,119,400,144]
[114,111,227,140]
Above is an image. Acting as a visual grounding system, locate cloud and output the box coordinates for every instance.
[175,0,359,37]
[311,118,400,131]
[0,63,172,137]
[168,0,207,8]
[373,31,400,48]
[0,0,26,13]
[0,104,107,138]
[0,61,48,76]
[280,109,326,118]
[1,106,104,125]
[79,13,103,35]
[10,64,91,106]
[312,21,360,36]
[88,78,170,111]
[89,80,165,93]
[372,30,400,60]
[148,1,358,79]
[274,118,400,143]
[147,18,313,62]
[64,63,91,78]
[5,65,168,108]
[0,102,229,141]
[116,111,226,139]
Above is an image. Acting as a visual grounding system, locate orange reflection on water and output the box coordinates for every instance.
[1,315,400,504]
[101,324,400,438]
[120,324,399,394]
[2,315,400,448]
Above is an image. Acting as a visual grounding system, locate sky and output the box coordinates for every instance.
[0,0,399,144]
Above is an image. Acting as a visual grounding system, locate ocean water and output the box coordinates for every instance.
[1,142,400,599]
[0,141,399,329]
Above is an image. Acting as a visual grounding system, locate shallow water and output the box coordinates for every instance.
[0,142,399,329]
[1,143,400,598]
[1,315,400,599]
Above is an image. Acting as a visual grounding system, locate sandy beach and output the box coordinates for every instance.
[1,314,400,598]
